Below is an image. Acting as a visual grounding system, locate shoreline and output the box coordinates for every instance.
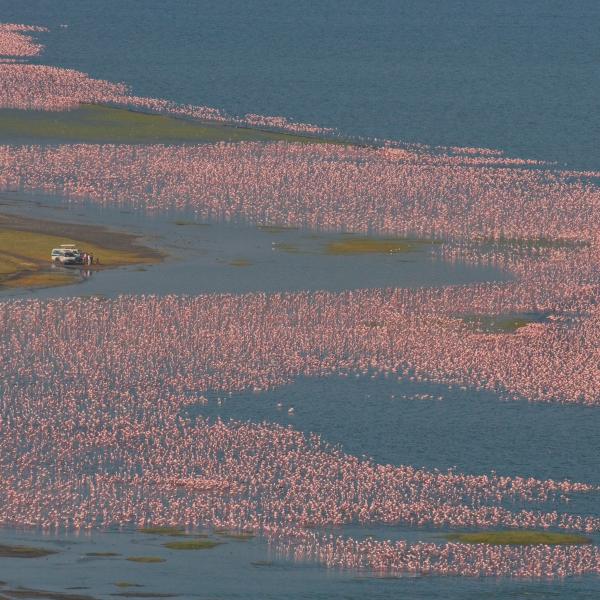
[0,103,348,146]
[0,210,164,291]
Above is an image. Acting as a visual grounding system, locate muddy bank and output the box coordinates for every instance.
[0,212,163,258]
[0,209,164,290]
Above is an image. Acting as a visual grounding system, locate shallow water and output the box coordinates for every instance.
[0,526,598,600]
[0,194,508,299]
[188,375,600,525]
[190,375,600,488]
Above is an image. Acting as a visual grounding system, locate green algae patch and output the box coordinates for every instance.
[126,556,166,564]
[445,531,592,545]
[162,540,221,550]
[270,236,434,257]
[0,544,56,558]
[85,552,121,557]
[325,238,430,255]
[0,104,343,146]
[459,313,549,334]
[228,258,252,267]
[137,527,187,537]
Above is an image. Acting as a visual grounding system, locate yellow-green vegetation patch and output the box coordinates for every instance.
[0,229,152,268]
[163,540,222,550]
[0,251,36,274]
[126,556,166,563]
[0,104,343,146]
[459,313,548,334]
[0,543,56,558]
[228,258,252,267]
[3,271,77,290]
[445,531,592,545]
[0,212,162,291]
[271,236,435,256]
[325,237,431,255]
[137,527,187,537]
[86,551,121,557]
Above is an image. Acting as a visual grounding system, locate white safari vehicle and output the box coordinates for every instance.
[50,244,83,265]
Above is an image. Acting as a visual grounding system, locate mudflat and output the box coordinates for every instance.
[0,210,163,290]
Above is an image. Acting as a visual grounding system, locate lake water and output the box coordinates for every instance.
[1,2,599,598]
[2,526,598,600]
[5,0,600,169]
[0,192,509,300]
[0,209,596,600]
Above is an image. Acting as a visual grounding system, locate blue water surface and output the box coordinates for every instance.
[4,0,600,168]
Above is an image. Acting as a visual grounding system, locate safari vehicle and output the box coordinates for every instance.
[51,244,83,265]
